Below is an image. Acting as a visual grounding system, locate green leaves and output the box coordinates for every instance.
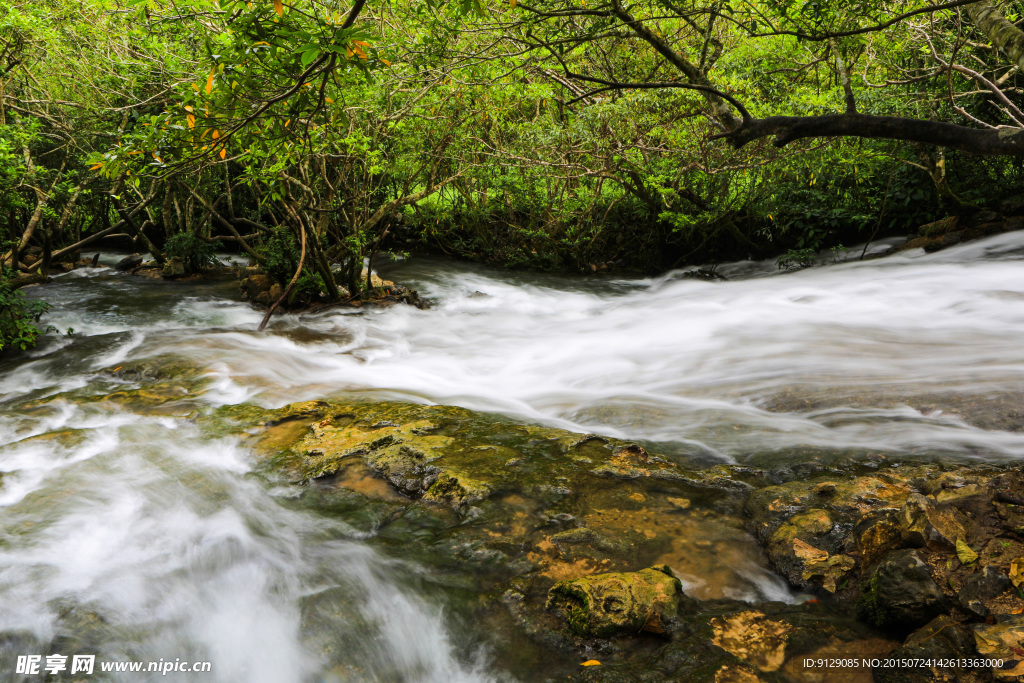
[0,271,51,353]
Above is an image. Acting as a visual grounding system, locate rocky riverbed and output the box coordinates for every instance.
[189,392,1024,682]
[5,235,1024,682]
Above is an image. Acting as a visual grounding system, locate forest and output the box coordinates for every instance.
[3,0,1024,347]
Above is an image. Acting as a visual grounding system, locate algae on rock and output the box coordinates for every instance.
[546,565,684,638]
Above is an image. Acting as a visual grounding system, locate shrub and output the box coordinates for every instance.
[0,275,51,352]
[164,232,221,274]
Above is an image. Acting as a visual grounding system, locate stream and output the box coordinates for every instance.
[1,231,1023,681]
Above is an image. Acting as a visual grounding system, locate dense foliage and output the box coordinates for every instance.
[2,0,1024,347]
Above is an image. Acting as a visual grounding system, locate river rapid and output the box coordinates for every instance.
[1,232,1023,681]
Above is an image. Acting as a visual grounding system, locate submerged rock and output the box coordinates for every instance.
[972,614,1024,679]
[711,609,793,673]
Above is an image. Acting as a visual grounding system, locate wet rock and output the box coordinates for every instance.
[359,268,393,289]
[861,549,948,629]
[1011,557,1024,588]
[941,231,962,247]
[854,508,904,570]
[711,609,793,673]
[102,355,205,383]
[590,444,683,481]
[546,565,683,638]
[745,473,912,545]
[765,509,851,590]
[959,566,1013,618]
[919,216,958,237]
[874,615,980,683]
[746,473,918,592]
[115,253,143,271]
[972,614,1024,679]
[240,273,275,303]
[161,257,186,278]
[900,493,967,549]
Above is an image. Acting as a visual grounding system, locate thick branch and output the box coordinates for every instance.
[50,194,160,262]
[967,1,1024,71]
[713,113,1024,156]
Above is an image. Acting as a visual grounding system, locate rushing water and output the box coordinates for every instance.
[1,232,1023,681]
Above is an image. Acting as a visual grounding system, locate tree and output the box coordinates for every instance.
[514,0,1024,156]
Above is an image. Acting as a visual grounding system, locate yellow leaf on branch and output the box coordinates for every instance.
[274,0,283,16]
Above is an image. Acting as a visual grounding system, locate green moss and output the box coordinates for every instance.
[859,574,892,627]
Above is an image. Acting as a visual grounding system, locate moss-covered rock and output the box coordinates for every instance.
[546,565,683,638]
[200,398,1024,680]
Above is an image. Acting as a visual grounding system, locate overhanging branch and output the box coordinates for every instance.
[712,113,1024,156]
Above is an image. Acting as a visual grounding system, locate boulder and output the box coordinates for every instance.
[240,273,275,302]
[765,509,855,590]
[161,257,186,278]
[546,565,683,638]
[115,253,143,271]
[861,549,948,629]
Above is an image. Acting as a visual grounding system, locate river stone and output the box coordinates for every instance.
[115,253,143,271]
[973,614,1024,679]
[959,565,1013,618]
[861,549,948,629]
[900,492,966,549]
[918,216,958,237]
[240,273,274,302]
[546,565,683,638]
[873,615,979,683]
[162,256,186,278]
[764,509,855,590]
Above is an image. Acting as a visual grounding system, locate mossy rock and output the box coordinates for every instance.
[210,400,736,517]
[546,564,683,638]
[100,355,207,383]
